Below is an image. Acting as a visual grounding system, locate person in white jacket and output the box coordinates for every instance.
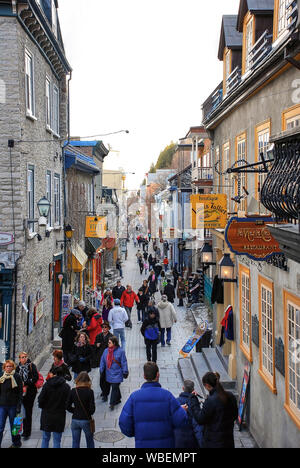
[108,299,128,349]
[157,295,177,347]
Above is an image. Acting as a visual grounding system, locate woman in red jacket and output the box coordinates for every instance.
[86,308,103,367]
[120,285,140,329]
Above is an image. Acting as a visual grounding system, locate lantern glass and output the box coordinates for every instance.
[65,225,74,240]
[37,197,51,217]
[202,251,213,264]
[219,253,235,281]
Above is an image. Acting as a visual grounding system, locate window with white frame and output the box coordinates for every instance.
[277,0,293,36]
[261,282,274,378]
[245,16,254,73]
[27,166,35,232]
[25,50,35,116]
[223,143,232,212]
[286,296,300,420]
[286,115,300,130]
[236,134,247,212]
[53,174,61,226]
[257,125,270,213]
[52,85,59,135]
[46,171,52,226]
[46,78,51,128]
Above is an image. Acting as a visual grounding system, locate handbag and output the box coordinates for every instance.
[75,389,95,434]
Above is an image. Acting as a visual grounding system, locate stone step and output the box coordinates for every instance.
[201,348,236,390]
[177,357,205,398]
[190,352,210,397]
[216,345,229,372]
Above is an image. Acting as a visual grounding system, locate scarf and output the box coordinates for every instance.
[0,370,18,389]
[18,361,31,385]
[106,346,116,369]
[54,359,65,367]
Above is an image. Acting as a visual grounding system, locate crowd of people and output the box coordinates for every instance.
[0,236,238,449]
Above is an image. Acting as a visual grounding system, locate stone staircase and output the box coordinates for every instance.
[178,347,238,399]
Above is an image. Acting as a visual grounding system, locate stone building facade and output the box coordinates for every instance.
[0,0,71,364]
[202,0,300,447]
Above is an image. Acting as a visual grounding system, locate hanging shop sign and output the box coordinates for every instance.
[191,194,227,229]
[85,216,107,238]
[225,217,282,261]
[101,237,116,250]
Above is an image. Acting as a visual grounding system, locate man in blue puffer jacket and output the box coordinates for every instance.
[119,362,188,448]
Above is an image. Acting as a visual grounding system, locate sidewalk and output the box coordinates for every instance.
[1,241,257,448]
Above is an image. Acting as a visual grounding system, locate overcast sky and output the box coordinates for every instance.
[58,0,240,190]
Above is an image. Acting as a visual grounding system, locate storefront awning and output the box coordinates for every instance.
[85,237,102,256]
[68,243,88,272]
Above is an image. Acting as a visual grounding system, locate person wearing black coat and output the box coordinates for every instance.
[70,332,92,379]
[67,372,96,448]
[38,366,71,448]
[112,281,125,300]
[61,309,81,365]
[148,272,158,296]
[175,380,203,449]
[95,322,113,400]
[188,372,238,449]
[163,280,175,304]
[136,289,149,323]
[16,352,39,440]
[0,360,23,448]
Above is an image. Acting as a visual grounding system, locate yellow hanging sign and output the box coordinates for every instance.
[85,216,107,238]
[191,194,227,229]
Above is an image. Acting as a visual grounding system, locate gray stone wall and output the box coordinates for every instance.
[0,16,69,361]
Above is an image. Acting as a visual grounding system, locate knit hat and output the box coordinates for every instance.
[114,299,121,306]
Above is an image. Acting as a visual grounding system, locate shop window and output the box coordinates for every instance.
[283,291,300,429]
[282,104,300,131]
[258,276,277,394]
[239,265,252,362]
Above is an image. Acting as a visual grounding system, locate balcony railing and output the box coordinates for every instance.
[193,167,213,183]
[248,29,273,72]
[202,82,223,123]
[226,66,241,95]
[261,138,300,222]
[287,0,298,31]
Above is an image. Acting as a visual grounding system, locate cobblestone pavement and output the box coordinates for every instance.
[2,241,257,448]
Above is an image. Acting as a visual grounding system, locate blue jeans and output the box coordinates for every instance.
[41,431,63,448]
[113,328,126,349]
[0,405,22,448]
[71,419,95,448]
[161,327,172,346]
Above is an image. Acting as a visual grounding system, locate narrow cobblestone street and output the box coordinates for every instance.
[2,241,257,448]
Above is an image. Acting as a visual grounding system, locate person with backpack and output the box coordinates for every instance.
[16,352,39,441]
[187,372,238,448]
[140,307,162,364]
[175,380,204,449]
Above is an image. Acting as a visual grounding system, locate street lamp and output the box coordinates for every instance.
[219,253,237,282]
[200,242,216,266]
[37,197,51,226]
[56,224,74,247]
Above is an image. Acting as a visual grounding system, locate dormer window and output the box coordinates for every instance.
[243,13,255,74]
[223,48,232,96]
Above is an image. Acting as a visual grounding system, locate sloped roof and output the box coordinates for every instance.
[218,15,243,61]
[237,0,274,31]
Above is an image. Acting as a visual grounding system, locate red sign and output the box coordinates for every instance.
[225,217,282,261]
[101,238,116,250]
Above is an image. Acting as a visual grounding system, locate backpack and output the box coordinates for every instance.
[144,323,160,341]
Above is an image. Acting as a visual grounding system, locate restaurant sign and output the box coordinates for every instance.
[191,194,227,229]
[225,217,282,261]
